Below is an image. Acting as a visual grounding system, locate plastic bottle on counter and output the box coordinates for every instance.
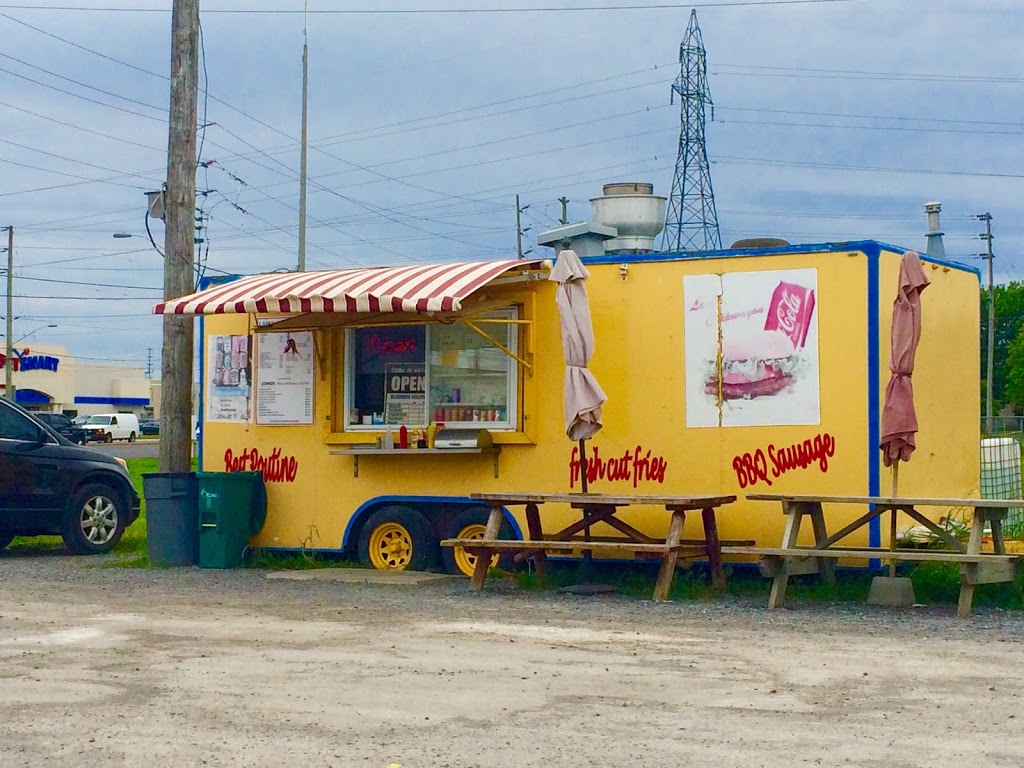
[426,423,437,449]
[398,424,409,449]
[383,428,394,450]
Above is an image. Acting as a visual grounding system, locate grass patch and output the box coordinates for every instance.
[513,559,1024,610]
[247,548,365,571]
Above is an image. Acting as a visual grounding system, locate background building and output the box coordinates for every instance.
[0,342,155,417]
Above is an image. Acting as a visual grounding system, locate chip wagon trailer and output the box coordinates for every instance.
[161,240,980,576]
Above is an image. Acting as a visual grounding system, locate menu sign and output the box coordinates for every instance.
[207,334,251,422]
[384,363,425,425]
[256,332,315,425]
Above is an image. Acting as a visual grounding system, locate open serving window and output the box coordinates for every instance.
[343,309,520,431]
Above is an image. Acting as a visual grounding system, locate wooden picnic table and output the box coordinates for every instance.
[441,492,738,601]
[726,494,1023,617]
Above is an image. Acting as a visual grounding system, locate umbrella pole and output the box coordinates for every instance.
[579,438,593,577]
[889,460,899,578]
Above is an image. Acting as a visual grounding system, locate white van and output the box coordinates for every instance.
[82,413,141,443]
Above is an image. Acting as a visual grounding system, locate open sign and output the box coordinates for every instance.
[385,363,425,395]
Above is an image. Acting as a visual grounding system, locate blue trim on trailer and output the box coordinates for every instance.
[198,312,204,469]
[195,274,244,470]
[581,239,981,277]
[341,495,525,549]
[867,247,882,556]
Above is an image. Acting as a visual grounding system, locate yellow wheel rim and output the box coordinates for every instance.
[453,523,499,577]
[368,522,414,570]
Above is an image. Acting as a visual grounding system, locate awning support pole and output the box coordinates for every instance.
[460,320,532,370]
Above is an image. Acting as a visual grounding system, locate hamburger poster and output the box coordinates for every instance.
[684,268,820,428]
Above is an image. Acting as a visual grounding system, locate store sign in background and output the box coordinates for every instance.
[0,349,60,372]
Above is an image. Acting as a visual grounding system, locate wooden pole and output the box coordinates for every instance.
[4,226,12,401]
[160,0,200,473]
[297,0,308,271]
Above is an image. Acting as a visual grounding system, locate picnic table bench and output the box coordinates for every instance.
[441,492,739,600]
[724,494,1023,617]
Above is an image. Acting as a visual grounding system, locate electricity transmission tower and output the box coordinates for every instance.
[661,9,722,253]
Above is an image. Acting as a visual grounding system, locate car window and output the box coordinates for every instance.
[0,403,44,442]
[86,416,112,425]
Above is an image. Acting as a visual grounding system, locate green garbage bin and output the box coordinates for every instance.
[197,471,267,569]
[142,472,198,566]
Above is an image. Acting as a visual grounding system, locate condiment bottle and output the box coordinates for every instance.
[426,422,436,449]
[398,424,409,449]
[383,428,394,450]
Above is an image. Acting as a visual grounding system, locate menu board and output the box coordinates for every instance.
[256,332,315,425]
[206,334,251,422]
[384,363,426,425]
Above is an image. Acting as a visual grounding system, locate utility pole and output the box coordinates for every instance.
[146,347,154,380]
[558,196,569,225]
[297,0,309,271]
[979,212,995,434]
[515,195,531,259]
[160,0,200,473]
[4,226,12,402]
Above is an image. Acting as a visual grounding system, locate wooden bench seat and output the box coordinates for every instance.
[721,546,1021,564]
[442,538,707,555]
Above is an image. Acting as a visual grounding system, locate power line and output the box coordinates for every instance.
[13,274,162,291]
[0,2,859,14]
[0,50,166,114]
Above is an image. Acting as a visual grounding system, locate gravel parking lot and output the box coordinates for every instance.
[2,551,1024,767]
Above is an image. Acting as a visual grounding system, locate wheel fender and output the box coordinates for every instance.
[341,496,523,550]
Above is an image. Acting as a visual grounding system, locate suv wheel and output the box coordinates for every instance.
[104,432,113,443]
[128,431,136,443]
[61,484,126,555]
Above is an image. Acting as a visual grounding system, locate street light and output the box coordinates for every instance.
[113,228,164,256]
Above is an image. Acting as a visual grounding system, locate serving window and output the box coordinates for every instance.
[344,309,519,430]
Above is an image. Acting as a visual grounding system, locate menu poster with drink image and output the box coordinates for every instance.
[256,331,315,425]
[684,268,820,428]
[207,334,252,422]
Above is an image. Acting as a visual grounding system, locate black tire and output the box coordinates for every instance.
[357,505,439,572]
[128,432,136,443]
[0,531,14,551]
[104,432,113,444]
[61,483,127,555]
[441,506,517,576]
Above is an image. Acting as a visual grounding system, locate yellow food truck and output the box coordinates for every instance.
[160,239,980,576]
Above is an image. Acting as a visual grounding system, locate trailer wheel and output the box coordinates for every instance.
[358,506,438,572]
[442,507,516,577]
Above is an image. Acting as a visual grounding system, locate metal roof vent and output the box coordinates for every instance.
[590,183,667,254]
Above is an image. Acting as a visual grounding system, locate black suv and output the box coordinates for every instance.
[0,398,140,554]
[32,411,88,445]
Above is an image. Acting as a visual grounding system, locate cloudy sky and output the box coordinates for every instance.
[1,0,1021,369]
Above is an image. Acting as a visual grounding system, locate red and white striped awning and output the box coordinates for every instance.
[154,259,546,316]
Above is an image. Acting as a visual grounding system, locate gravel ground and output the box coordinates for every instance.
[2,550,1024,767]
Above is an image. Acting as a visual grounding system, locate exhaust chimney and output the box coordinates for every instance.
[924,201,945,259]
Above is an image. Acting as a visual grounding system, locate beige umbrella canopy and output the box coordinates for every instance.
[550,246,607,492]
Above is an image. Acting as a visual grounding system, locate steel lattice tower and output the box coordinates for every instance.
[661,9,722,253]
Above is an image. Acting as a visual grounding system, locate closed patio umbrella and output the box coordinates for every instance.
[550,245,608,488]
[879,250,930,573]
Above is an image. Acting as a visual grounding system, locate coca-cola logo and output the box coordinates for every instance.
[777,289,801,334]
